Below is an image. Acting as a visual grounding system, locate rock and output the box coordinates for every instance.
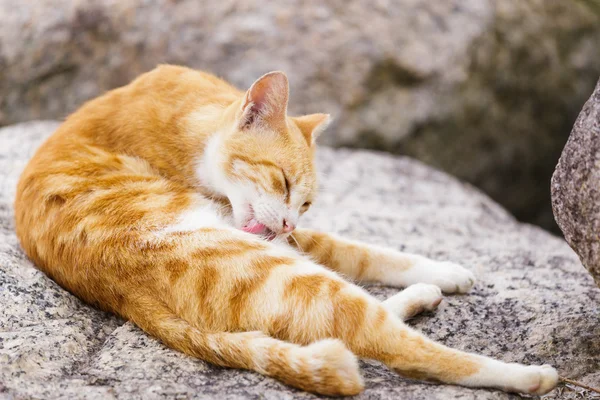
[1,121,599,399]
[1,1,600,231]
[552,79,600,288]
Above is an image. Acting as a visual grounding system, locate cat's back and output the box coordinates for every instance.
[14,66,236,269]
[126,65,243,106]
[16,65,238,192]
[27,65,239,152]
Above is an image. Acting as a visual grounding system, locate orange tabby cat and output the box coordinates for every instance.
[14,65,557,396]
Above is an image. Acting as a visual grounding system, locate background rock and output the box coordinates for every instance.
[552,79,600,288]
[1,0,600,231]
[1,121,599,399]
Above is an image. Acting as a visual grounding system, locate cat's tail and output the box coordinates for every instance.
[124,294,364,396]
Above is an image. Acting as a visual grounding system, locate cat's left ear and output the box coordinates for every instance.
[292,113,331,145]
[240,71,289,129]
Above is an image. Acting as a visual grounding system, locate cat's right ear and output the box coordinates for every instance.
[293,113,331,145]
[239,71,289,130]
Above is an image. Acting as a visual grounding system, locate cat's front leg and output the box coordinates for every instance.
[289,228,475,293]
[385,253,476,294]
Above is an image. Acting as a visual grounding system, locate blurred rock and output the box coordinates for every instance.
[1,0,600,230]
[2,121,600,399]
[552,79,600,287]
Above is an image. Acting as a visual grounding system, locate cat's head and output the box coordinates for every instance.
[204,72,330,239]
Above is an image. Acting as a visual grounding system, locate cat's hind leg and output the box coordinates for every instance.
[122,293,364,396]
[235,256,557,395]
[154,228,555,396]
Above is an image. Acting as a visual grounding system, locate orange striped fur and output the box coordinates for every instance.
[15,65,557,396]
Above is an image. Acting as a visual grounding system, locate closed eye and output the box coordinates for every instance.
[300,201,311,213]
[281,170,292,202]
[283,171,290,194]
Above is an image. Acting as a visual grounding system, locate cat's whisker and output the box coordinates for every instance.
[289,233,304,253]
[304,232,330,256]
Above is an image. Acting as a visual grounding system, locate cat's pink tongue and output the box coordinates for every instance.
[242,219,267,234]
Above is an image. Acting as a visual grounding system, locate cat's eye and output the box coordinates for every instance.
[301,201,312,211]
[283,173,291,194]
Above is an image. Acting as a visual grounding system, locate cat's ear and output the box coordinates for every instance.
[293,113,331,145]
[239,71,289,129]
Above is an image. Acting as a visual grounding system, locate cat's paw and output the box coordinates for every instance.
[411,260,476,294]
[299,339,364,396]
[384,283,443,320]
[506,364,558,395]
[407,283,444,312]
[465,360,558,395]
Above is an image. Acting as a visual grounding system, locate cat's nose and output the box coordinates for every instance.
[282,219,295,233]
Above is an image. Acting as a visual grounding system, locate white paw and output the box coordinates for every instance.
[507,364,558,395]
[402,283,443,312]
[300,339,364,396]
[516,365,558,396]
[384,283,443,319]
[466,360,558,395]
[410,259,476,294]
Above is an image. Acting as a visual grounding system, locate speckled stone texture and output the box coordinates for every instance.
[2,1,600,230]
[1,121,599,399]
[552,79,600,289]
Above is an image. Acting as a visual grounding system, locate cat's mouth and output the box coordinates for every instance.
[242,218,277,241]
[241,207,277,241]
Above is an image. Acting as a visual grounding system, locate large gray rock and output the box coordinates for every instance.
[1,1,600,231]
[552,79,600,288]
[1,121,599,399]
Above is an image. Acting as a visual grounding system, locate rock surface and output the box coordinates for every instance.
[1,1,600,230]
[552,79,600,288]
[1,121,599,399]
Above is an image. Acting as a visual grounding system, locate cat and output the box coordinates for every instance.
[14,65,557,396]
